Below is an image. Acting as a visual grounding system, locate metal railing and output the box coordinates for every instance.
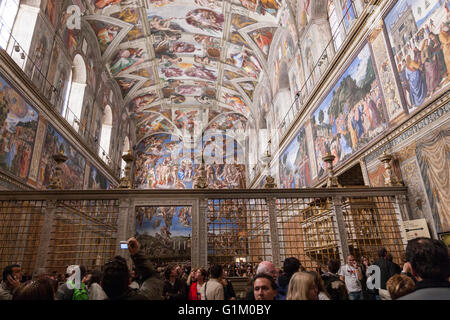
[0,186,409,276]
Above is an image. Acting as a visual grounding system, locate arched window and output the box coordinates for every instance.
[62,54,86,132]
[328,0,343,50]
[99,105,113,162]
[121,136,130,177]
[0,0,19,49]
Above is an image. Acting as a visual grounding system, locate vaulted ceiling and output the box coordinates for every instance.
[86,0,283,145]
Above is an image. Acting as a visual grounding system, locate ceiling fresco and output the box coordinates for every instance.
[86,0,282,144]
[84,0,286,189]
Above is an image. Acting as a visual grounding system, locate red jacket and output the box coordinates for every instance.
[188,282,199,300]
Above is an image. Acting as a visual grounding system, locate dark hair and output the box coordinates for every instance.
[327,259,340,274]
[283,257,300,275]
[378,247,388,258]
[2,264,20,281]
[406,238,449,281]
[12,277,54,300]
[209,264,223,279]
[79,265,87,279]
[164,265,175,280]
[196,268,208,280]
[88,270,103,286]
[102,256,130,299]
[253,274,277,290]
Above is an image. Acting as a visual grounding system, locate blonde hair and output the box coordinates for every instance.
[286,272,317,300]
[386,274,415,300]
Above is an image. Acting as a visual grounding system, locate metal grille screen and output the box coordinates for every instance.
[0,200,45,276]
[47,200,119,273]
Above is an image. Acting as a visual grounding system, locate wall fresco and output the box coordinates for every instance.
[311,43,387,178]
[385,0,449,112]
[37,125,86,190]
[0,76,39,180]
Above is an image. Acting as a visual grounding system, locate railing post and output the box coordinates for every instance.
[331,196,350,264]
[116,198,131,260]
[33,200,56,278]
[267,197,281,268]
[392,194,409,249]
[196,197,208,268]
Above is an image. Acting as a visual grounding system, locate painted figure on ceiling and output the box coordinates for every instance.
[186,9,224,33]
[95,0,122,9]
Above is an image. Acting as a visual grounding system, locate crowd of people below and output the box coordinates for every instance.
[0,237,448,301]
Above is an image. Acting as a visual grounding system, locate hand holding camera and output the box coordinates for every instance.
[127,237,140,256]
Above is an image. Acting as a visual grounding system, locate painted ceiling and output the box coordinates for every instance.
[86,0,283,145]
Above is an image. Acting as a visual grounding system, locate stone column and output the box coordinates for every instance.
[393,194,409,249]
[196,198,208,268]
[115,198,131,258]
[267,197,281,268]
[331,196,350,263]
[33,200,56,278]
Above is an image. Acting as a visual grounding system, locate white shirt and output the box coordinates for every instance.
[318,291,330,300]
[338,264,362,293]
[88,283,108,300]
[200,278,224,300]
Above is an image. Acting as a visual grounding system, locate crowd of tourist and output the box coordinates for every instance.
[0,237,448,300]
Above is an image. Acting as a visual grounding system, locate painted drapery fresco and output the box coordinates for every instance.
[37,125,86,190]
[311,43,387,178]
[385,0,449,111]
[0,75,39,180]
[416,127,450,232]
[279,127,311,188]
[135,206,191,262]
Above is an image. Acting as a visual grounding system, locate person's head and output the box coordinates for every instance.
[386,274,415,300]
[256,261,276,280]
[405,238,449,281]
[2,264,22,283]
[253,274,277,300]
[12,277,54,300]
[308,271,329,298]
[327,259,341,274]
[347,255,356,265]
[378,247,388,258]
[209,264,223,279]
[164,265,177,280]
[88,270,103,286]
[283,257,300,275]
[286,272,318,300]
[195,268,208,282]
[386,253,394,262]
[361,256,369,265]
[102,256,130,299]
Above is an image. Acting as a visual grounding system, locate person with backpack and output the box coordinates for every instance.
[55,265,89,300]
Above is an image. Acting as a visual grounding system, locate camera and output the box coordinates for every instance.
[120,241,128,249]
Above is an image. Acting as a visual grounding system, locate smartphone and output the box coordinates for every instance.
[120,241,128,250]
